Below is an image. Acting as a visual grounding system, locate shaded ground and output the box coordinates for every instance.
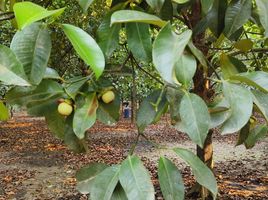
[0,113,267,200]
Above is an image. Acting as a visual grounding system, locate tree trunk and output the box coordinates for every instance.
[189,1,215,199]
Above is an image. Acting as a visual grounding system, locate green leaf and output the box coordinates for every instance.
[221,82,253,134]
[0,45,30,86]
[153,23,192,85]
[0,101,9,121]
[166,88,184,123]
[175,93,210,148]
[256,0,268,37]
[97,92,120,125]
[220,53,240,79]
[45,109,65,140]
[44,67,61,80]
[187,40,208,70]
[91,165,120,200]
[77,0,94,13]
[11,23,52,85]
[209,98,231,128]
[137,90,168,132]
[76,163,108,182]
[75,163,108,194]
[126,22,152,62]
[158,157,184,200]
[160,0,173,21]
[111,184,128,200]
[251,90,268,122]
[6,80,64,106]
[63,76,89,100]
[230,71,268,93]
[119,156,154,200]
[73,93,98,139]
[97,10,121,58]
[224,0,252,37]
[13,2,65,30]
[64,115,86,153]
[111,10,166,27]
[236,121,250,146]
[173,0,189,4]
[174,53,197,87]
[244,125,268,149]
[201,0,214,14]
[233,39,253,52]
[146,0,165,12]
[62,24,105,79]
[173,148,218,199]
[194,0,227,37]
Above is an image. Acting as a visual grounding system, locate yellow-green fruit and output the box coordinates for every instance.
[101,91,115,104]
[58,102,73,116]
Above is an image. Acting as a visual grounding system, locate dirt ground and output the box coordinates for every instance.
[0,113,267,200]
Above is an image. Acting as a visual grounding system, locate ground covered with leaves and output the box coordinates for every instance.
[0,113,267,200]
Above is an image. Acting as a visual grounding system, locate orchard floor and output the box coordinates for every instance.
[0,113,267,200]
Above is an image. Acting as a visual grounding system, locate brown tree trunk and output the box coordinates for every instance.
[188,1,215,199]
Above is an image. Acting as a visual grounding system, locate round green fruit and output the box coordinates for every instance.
[58,102,73,116]
[101,91,115,104]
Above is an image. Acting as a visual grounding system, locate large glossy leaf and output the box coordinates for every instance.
[77,164,108,194]
[119,156,154,200]
[166,88,184,123]
[220,53,240,79]
[153,23,192,84]
[187,40,207,70]
[90,165,120,200]
[73,93,98,139]
[251,90,268,122]
[175,93,210,148]
[236,121,250,146]
[221,82,252,134]
[62,24,105,79]
[194,0,227,37]
[230,71,268,93]
[126,22,152,62]
[0,45,30,86]
[6,80,64,105]
[224,0,252,37]
[77,0,94,13]
[97,92,120,125]
[201,0,214,14]
[0,101,9,121]
[174,148,218,199]
[97,10,121,58]
[45,109,65,140]
[11,23,52,85]
[137,90,168,132]
[63,76,90,100]
[44,67,61,80]
[111,10,166,27]
[256,0,268,37]
[111,184,128,200]
[158,157,184,200]
[13,2,65,30]
[160,0,173,21]
[244,125,268,149]
[174,53,197,87]
[64,115,86,153]
[209,98,231,128]
[146,0,164,12]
